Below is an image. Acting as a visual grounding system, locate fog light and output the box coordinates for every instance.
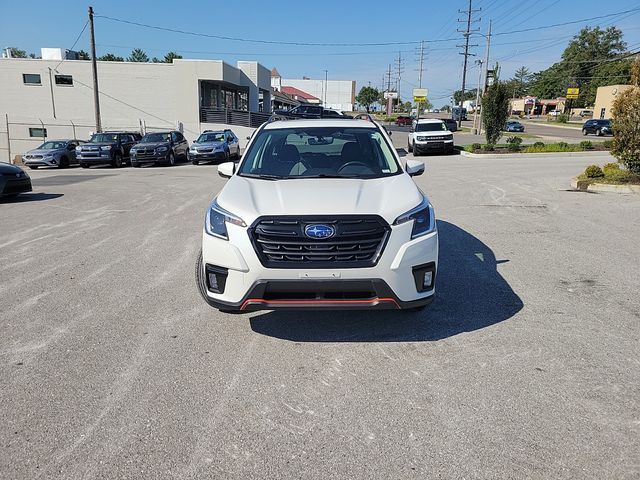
[205,264,228,294]
[422,271,433,289]
[412,262,436,293]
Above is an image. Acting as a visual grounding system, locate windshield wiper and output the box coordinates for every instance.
[241,173,287,180]
[300,174,363,179]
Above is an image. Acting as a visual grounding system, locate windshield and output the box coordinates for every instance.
[89,134,118,143]
[197,132,225,143]
[238,127,400,179]
[37,141,67,150]
[141,133,171,143]
[415,122,446,132]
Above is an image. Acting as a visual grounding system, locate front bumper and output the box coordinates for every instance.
[131,153,166,164]
[1,177,32,195]
[24,157,58,166]
[415,140,454,152]
[189,151,226,162]
[200,220,438,311]
[77,153,112,164]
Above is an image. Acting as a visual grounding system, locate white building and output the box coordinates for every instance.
[0,52,272,161]
[271,69,355,112]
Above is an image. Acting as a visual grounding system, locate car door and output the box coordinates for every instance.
[67,141,78,163]
[174,132,188,158]
[121,135,134,158]
[227,132,239,156]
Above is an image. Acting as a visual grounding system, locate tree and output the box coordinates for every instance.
[482,81,510,147]
[98,53,124,62]
[440,105,451,113]
[529,26,627,106]
[163,51,182,63]
[128,48,149,62]
[77,50,90,60]
[509,66,531,97]
[8,47,28,58]
[611,58,640,173]
[356,86,380,113]
[453,88,477,104]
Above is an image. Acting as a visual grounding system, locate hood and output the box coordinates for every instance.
[415,130,452,136]
[81,142,116,148]
[193,141,225,149]
[25,148,61,156]
[216,174,424,225]
[133,142,169,149]
[0,161,26,174]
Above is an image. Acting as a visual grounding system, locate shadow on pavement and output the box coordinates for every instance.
[250,220,523,342]
[0,192,64,203]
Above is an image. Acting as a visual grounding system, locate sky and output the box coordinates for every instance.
[3,0,640,108]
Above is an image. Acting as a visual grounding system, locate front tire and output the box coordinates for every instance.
[408,140,413,153]
[112,153,123,168]
[165,152,175,167]
[80,163,89,169]
[596,128,602,136]
[28,166,38,170]
[582,128,588,135]
[59,156,69,168]
[192,160,199,165]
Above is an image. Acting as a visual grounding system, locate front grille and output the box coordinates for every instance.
[135,148,157,159]
[249,216,390,269]
[197,148,214,153]
[417,135,451,141]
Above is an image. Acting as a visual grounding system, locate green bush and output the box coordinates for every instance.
[533,141,545,148]
[602,139,613,149]
[584,165,604,178]
[556,113,569,123]
[603,162,620,175]
[484,143,495,151]
[471,143,482,151]
[506,136,523,145]
[579,140,593,150]
[557,141,569,150]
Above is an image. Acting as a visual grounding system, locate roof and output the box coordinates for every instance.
[271,67,281,77]
[271,88,299,104]
[263,119,376,130]
[280,86,319,101]
[416,118,445,124]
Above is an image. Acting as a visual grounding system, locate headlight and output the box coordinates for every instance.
[189,145,196,151]
[130,149,137,154]
[214,145,225,152]
[393,198,435,239]
[204,199,246,240]
[156,146,168,153]
[75,146,81,152]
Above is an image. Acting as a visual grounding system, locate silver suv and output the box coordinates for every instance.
[23,139,85,169]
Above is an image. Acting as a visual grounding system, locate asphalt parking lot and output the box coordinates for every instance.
[1,154,639,479]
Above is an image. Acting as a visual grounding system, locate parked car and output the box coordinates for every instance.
[452,107,467,121]
[547,110,562,117]
[433,109,440,113]
[189,130,240,165]
[408,119,454,155]
[196,117,437,312]
[582,119,613,136]
[130,131,189,167]
[76,131,142,168]
[273,105,346,119]
[22,139,85,169]
[0,162,32,197]
[579,110,593,118]
[505,120,525,132]
[396,116,413,126]
[442,119,458,132]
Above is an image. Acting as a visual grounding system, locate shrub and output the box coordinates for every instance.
[482,82,510,146]
[579,140,593,150]
[533,141,545,148]
[471,143,482,151]
[506,136,523,145]
[602,139,613,149]
[484,143,495,151]
[603,162,620,175]
[611,57,640,173]
[557,141,569,150]
[556,113,569,123]
[584,165,604,178]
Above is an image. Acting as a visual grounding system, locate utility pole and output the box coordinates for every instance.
[386,64,393,115]
[457,0,480,128]
[417,41,425,88]
[88,6,102,133]
[473,59,483,134]
[479,20,492,135]
[395,51,404,109]
[323,69,328,106]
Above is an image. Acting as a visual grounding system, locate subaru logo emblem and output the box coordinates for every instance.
[304,224,335,239]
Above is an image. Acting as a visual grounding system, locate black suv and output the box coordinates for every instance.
[582,119,612,136]
[130,131,189,167]
[273,105,346,119]
[77,131,142,168]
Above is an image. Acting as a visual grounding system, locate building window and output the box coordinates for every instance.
[55,74,73,86]
[600,108,606,119]
[29,127,47,138]
[23,73,42,85]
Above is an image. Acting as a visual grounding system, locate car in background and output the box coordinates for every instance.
[396,116,413,126]
[273,105,346,119]
[579,110,593,118]
[76,131,142,168]
[452,107,467,121]
[505,120,525,132]
[130,131,189,167]
[0,162,32,197]
[189,130,240,165]
[582,119,613,136]
[408,119,454,155]
[432,109,440,113]
[23,139,85,169]
[547,110,562,117]
[442,118,458,132]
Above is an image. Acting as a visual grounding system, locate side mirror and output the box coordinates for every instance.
[405,159,425,177]
[246,136,251,140]
[218,162,235,179]
[193,139,197,144]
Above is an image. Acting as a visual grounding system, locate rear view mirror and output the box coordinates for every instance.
[218,162,235,178]
[405,159,425,177]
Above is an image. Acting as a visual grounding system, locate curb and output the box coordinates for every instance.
[570,177,640,194]
[457,149,614,159]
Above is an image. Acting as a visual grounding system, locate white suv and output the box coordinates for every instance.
[408,119,454,155]
[196,118,438,312]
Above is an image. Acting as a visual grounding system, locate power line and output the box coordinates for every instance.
[53,20,89,71]
[457,0,481,127]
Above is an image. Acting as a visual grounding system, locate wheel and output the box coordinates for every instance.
[80,163,89,169]
[59,156,69,168]
[596,128,602,136]
[28,166,38,170]
[234,148,241,160]
[112,153,123,168]
[408,140,413,153]
[582,129,588,136]
[192,160,199,165]
[224,150,230,163]
[414,145,421,157]
[164,152,175,167]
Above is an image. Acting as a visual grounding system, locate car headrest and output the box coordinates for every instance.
[278,144,300,163]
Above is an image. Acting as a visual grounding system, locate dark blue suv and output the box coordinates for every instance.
[582,119,612,136]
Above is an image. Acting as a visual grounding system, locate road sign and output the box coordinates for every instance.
[567,87,579,99]
[413,88,428,102]
[384,91,398,99]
